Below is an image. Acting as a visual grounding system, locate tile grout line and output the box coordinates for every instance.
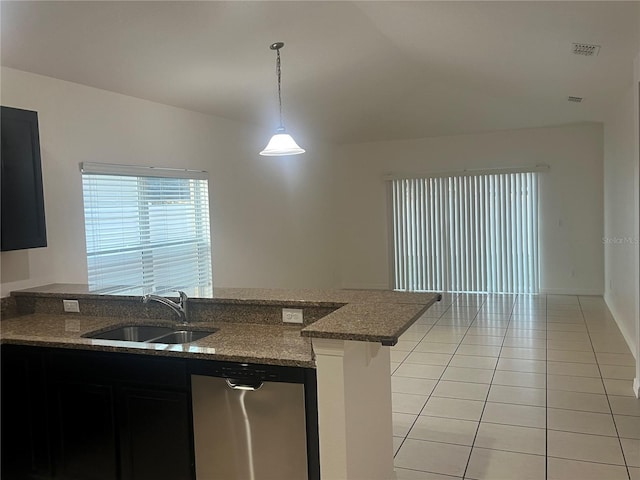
[545,295,549,480]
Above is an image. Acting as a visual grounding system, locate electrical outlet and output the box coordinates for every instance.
[63,299,80,313]
[282,308,303,324]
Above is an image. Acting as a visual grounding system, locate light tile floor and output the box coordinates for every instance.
[391,293,640,480]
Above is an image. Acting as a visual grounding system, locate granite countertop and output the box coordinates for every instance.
[2,284,441,368]
[0,314,315,367]
[300,302,434,345]
[12,283,438,307]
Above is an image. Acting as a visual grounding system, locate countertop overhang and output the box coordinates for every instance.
[300,301,437,346]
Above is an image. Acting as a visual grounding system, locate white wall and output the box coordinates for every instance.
[636,51,640,397]
[602,15,640,396]
[601,1,640,397]
[636,38,640,398]
[0,67,338,296]
[602,45,640,396]
[336,124,605,294]
[603,84,638,358]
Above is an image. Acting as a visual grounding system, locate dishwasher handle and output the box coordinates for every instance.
[225,378,264,391]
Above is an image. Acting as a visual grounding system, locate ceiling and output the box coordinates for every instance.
[2,1,638,145]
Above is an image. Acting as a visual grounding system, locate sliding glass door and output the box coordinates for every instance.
[391,172,539,294]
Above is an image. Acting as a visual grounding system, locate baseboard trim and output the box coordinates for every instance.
[339,283,390,290]
[604,294,638,359]
[539,288,604,296]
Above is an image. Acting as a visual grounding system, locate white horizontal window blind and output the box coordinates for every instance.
[81,163,212,296]
[391,172,539,294]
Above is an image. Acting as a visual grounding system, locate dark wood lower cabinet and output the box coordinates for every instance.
[118,387,192,480]
[50,383,118,480]
[1,346,194,480]
[1,345,318,480]
[1,346,51,479]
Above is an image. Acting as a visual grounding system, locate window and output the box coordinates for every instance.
[391,171,540,294]
[81,162,212,296]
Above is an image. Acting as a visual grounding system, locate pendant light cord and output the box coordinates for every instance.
[275,47,283,129]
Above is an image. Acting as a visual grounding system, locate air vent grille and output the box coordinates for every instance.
[571,43,600,56]
[568,96,583,103]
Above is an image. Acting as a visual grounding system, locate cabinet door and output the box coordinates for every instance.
[118,387,193,480]
[50,382,118,480]
[1,346,52,479]
[0,106,47,251]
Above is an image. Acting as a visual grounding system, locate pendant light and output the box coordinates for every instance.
[260,42,305,156]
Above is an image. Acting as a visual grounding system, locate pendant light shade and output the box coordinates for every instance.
[259,42,305,156]
[260,127,305,156]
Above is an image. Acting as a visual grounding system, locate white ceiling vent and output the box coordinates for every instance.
[571,43,601,56]
[567,96,583,103]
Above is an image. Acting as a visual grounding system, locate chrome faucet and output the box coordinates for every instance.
[142,291,189,324]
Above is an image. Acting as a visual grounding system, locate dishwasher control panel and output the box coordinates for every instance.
[189,359,307,384]
[217,365,280,381]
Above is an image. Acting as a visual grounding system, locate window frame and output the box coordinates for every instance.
[80,162,212,296]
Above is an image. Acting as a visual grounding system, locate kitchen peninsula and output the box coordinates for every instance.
[1,284,440,480]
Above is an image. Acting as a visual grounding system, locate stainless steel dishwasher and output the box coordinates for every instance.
[191,361,318,480]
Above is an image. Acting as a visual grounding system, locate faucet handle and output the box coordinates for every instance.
[173,290,188,306]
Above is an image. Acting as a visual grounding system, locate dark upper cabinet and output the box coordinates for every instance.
[1,106,47,251]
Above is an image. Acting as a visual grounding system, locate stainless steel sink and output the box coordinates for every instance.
[149,330,213,344]
[84,325,216,344]
[86,325,175,342]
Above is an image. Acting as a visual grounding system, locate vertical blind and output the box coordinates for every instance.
[81,163,212,296]
[391,172,539,294]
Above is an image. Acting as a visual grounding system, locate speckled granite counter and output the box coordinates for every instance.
[2,284,440,367]
[1,314,315,367]
[300,302,433,345]
[11,283,439,307]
